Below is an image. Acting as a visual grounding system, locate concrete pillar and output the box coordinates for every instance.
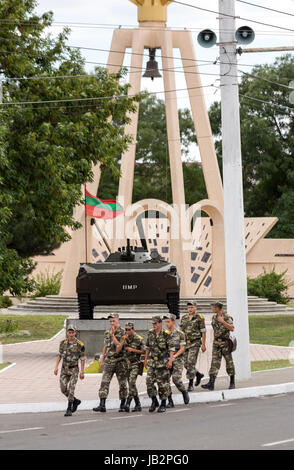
[117,29,144,209]
[176,30,224,209]
[161,29,191,296]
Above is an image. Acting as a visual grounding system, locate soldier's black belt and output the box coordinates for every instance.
[62,364,78,370]
[106,355,125,361]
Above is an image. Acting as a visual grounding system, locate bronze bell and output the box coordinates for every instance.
[143,48,162,81]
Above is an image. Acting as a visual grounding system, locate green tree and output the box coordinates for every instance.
[209,54,294,238]
[99,94,207,205]
[0,0,137,295]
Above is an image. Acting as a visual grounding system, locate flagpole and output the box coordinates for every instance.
[84,183,88,263]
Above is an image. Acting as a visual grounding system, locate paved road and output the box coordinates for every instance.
[0,394,294,450]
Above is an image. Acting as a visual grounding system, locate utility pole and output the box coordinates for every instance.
[218,0,251,380]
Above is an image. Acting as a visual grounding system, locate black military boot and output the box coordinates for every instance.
[166,394,175,409]
[187,379,194,392]
[93,398,106,412]
[64,401,72,417]
[182,390,190,405]
[132,396,142,412]
[124,397,132,412]
[201,375,215,391]
[149,396,159,412]
[195,372,204,387]
[157,399,167,413]
[229,375,235,389]
[119,399,126,412]
[71,398,81,413]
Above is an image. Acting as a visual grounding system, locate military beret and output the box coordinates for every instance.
[152,315,162,324]
[163,313,176,321]
[67,324,77,331]
[125,321,134,329]
[187,301,197,306]
[108,312,119,319]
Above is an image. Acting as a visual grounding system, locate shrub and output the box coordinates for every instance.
[31,269,63,299]
[0,319,19,334]
[247,268,293,305]
[0,296,13,308]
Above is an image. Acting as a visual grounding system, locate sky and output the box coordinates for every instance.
[34,0,294,161]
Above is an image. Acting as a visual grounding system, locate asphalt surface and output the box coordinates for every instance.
[0,393,294,450]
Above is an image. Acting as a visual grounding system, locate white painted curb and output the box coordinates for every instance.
[1,382,294,414]
[0,363,16,375]
[223,381,294,400]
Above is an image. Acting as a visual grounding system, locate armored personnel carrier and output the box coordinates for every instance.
[76,239,180,319]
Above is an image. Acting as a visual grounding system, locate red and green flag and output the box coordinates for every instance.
[85,188,123,219]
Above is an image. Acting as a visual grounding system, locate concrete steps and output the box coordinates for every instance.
[6,295,294,316]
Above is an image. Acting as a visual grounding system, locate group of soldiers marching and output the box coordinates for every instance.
[54,301,236,416]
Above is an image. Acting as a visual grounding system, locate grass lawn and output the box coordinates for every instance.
[0,315,67,344]
[251,360,293,372]
[249,315,294,347]
[0,363,11,370]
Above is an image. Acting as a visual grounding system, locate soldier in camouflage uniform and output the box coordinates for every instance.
[54,324,85,417]
[118,322,146,412]
[93,313,128,413]
[144,315,173,413]
[164,314,190,407]
[202,302,236,391]
[180,301,206,391]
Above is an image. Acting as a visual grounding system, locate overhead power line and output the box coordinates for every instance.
[1,82,292,114]
[238,70,293,89]
[1,50,292,92]
[2,58,292,91]
[171,0,294,32]
[236,0,294,17]
[239,93,294,111]
[0,84,215,106]
[0,89,221,111]
[0,19,293,35]
[0,43,259,68]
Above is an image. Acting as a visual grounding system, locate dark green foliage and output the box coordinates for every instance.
[209,55,294,238]
[247,267,293,304]
[30,269,63,299]
[0,296,13,308]
[99,93,207,205]
[0,0,138,295]
[0,319,19,334]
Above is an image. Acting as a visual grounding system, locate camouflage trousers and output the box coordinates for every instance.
[170,356,186,393]
[146,364,171,400]
[60,366,79,402]
[184,344,201,380]
[209,340,235,377]
[126,361,141,398]
[99,358,128,400]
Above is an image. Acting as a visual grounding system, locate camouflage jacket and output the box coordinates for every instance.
[59,338,85,368]
[125,333,146,364]
[146,328,172,368]
[211,314,234,340]
[179,313,206,348]
[169,328,186,356]
[104,326,126,361]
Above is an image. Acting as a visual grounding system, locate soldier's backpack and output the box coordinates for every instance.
[228,334,237,353]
